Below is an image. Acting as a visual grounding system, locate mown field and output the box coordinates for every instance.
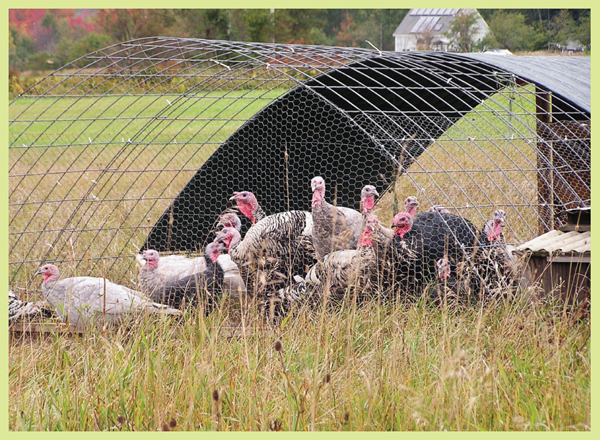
[8,82,590,431]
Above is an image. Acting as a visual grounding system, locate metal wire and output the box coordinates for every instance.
[9,37,590,294]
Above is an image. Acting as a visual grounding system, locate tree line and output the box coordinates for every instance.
[9,9,590,74]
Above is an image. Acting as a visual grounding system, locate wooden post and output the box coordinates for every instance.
[536,88,553,235]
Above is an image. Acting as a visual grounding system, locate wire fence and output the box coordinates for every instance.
[9,37,591,294]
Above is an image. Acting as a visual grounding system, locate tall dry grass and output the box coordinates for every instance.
[9,290,590,431]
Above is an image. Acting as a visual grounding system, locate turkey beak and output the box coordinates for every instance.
[35,267,42,276]
[229,193,240,201]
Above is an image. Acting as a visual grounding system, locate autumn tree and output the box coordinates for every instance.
[335,11,365,47]
[95,9,177,42]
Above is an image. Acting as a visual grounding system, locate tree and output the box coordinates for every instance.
[174,9,230,40]
[549,10,577,46]
[242,9,272,43]
[95,10,176,42]
[445,11,480,52]
[416,27,436,50]
[335,11,365,47]
[487,11,542,52]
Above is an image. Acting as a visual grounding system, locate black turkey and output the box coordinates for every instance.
[390,209,478,300]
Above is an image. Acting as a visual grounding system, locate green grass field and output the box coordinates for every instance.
[8,84,590,431]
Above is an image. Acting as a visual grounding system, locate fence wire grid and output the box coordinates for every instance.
[9,37,591,293]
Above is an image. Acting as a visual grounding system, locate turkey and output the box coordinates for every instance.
[138,249,207,297]
[359,185,394,288]
[35,264,181,330]
[390,209,478,300]
[429,205,450,214]
[360,185,394,242]
[149,241,226,312]
[9,290,54,322]
[214,212,247,295]
[473,209,516,297]
[228,190,315,281]
[217,212,243,231]
[311,176,364,260]
[278,214,380,307]
[433,258,464,305]
[229,191,267,224]
[404,196,420,216]
[214,205,316,296]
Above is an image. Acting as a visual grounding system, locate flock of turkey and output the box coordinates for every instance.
[9,176,516,330]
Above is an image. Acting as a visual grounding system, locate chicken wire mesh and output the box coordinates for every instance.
[9,37,591,294]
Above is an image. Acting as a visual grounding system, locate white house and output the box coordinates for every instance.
[393,9,490,52]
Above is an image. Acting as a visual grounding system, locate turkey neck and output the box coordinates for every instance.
[359,228,373,248]
[361,197,375,214]
[312,187,325,209]
[42,275,59,289]
[254,205,267,223]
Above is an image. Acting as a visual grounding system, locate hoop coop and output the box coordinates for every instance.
[9,37,591,293]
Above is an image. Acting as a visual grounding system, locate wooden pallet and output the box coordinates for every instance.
[9,320,81,338]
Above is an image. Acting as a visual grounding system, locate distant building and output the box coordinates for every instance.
[393,9,490,52]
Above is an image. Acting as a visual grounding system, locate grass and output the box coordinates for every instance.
[9,292,590,431]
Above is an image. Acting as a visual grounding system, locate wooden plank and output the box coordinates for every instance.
[9,320,80,335]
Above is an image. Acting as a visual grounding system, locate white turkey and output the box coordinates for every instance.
[35,264,181,330]
[9,290,54,322]
[137,249,207,296]
[149,241,226,312]
[311,176,364,260]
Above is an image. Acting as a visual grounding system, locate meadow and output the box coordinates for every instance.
[8,82,590,431]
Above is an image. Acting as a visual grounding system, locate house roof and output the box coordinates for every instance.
[393,8,477,37]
